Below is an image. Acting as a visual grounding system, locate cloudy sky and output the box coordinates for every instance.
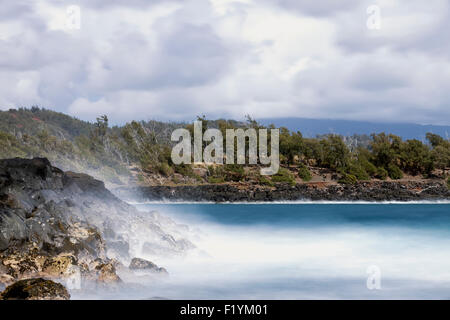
[0,0,449,125]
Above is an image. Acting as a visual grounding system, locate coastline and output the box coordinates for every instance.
[0,158,192,299]
[114,180,450,203]
[129,200,450,205]
[1,157,450,300]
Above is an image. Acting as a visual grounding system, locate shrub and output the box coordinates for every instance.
[447,177,450,189]
[298,163,312,182]
[338,173,357,185]
[224,164,245,181]
[173,164,203,182]
[271,168,296,186]
[155,162,173,176]
[258,175,274,187]
[347,164,370,181]
[361,160,377,177]
[375,167,388,180]
[387,164,403,180]
[225,164,245,175]
[193,174,204,182]
[208,176,225,184]
[174,164,194,176]
[172,176,181,184]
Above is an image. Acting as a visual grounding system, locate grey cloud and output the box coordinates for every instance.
[77,20,230,95]
[1,0,449,125]
[151,23,230,88]
[335,0,450,57]
[45,0,164,10]
[349,61,409,92]
[0,1,33,20]
[266,0,361,16]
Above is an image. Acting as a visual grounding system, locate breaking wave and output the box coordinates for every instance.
[85,202,450,300]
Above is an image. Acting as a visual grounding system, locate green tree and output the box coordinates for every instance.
[426,133,445,148]
[95,115,109,138]
[279,127,303,165]
[302,138,324,166]
[370,133,399,168]
[399,139,433,175]
[431,145,450,175]
[426,133,450,176]
[321,135,350,170]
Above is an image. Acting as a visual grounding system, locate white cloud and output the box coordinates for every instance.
[0,0,449,125]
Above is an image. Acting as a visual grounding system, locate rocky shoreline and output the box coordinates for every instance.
[1,158,449,299]
[114,180,450,202]
[0,158,193,299]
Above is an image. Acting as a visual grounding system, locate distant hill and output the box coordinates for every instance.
[259,118,450,141]
[0,107,180,186]
[0,107,93,140]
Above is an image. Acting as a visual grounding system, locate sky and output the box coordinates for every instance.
[0,0,449,125]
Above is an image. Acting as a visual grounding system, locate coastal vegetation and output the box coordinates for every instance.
[0,107,448,186]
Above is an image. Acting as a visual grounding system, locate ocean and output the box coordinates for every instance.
[84,202,450,299]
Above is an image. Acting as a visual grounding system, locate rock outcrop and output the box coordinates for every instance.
[0,158,193,295]
[115,180,450,203]
[129,257,168,274]
[0,278,70,300]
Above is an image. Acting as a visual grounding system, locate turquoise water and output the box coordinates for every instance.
[137,202,450,229]
[132,203,450,299]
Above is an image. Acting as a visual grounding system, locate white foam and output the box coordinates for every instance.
[73,202,450,299]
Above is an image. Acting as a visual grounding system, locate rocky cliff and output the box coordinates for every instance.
[115,180,450,202]
[0,158,193,294]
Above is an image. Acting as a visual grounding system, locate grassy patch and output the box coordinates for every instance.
[208,176,225,184]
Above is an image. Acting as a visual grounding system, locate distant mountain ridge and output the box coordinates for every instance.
[259,118,450,141]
